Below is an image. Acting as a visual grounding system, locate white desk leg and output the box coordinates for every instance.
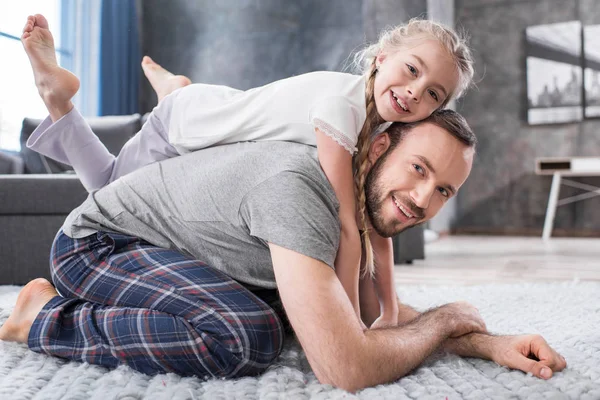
[542,172,561,240]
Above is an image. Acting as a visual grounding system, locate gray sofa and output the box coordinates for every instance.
[0,175,87,284]
[0,115,423,285]
[0,114,143,285]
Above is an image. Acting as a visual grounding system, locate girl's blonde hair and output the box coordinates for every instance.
[351,18,474,277]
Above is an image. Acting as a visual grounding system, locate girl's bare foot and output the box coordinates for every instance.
[141,56,191,102]
[0,278,58,344]
[22,14,80,122]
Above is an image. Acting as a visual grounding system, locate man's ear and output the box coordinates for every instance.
[368,133,391,164]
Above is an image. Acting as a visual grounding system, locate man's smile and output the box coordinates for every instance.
[391,194,417,224]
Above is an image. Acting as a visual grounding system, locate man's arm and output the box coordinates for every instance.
[269,243,485,392]
[360,274,567,380]
[391,297,567,379]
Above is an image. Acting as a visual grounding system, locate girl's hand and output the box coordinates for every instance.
[359,318,369,331]
[370,312,399,329]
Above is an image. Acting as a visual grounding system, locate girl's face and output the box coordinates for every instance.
[374,39,459,123]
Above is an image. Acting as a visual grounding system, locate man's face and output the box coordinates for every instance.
[365,123,474,237]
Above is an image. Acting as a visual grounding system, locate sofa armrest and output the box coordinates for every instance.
[0,174,87,215]
[0,174,88,285]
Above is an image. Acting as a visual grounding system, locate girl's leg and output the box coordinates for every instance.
[27,91,180,192]
[28,231,284,378]
[22,14,78,122]
[23,14,181,192]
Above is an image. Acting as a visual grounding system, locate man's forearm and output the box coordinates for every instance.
[395,301,495,360]
[357,308,451,389]
[443,332,495,360]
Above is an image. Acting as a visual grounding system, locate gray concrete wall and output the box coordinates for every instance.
[138,0,425,110]
[454,0,600,236]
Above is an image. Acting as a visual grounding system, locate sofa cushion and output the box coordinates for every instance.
[20,114,142,174]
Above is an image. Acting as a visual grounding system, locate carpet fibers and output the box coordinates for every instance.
[0,282,598,399]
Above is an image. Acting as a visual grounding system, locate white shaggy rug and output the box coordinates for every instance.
[0,282,599,400]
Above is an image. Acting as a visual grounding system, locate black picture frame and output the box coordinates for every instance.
[584,24,600,119]
[525,21,583,125]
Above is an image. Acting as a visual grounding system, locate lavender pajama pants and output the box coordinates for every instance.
[28,230,285,378]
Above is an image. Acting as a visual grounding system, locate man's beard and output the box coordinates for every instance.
[364,153,424,237]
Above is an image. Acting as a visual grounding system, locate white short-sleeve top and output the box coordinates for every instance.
[168,71,367,155]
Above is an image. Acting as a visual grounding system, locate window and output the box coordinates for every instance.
[0,0,64,151]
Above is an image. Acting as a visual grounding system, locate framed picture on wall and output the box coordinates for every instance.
[584,24,600,118]
[525,21,583,125]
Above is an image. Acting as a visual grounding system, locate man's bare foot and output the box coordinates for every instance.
[22,14,80,122]
[141,56,191,102]
[0,278,58,344]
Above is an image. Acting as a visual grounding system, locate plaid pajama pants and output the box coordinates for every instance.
[28,230,285,378]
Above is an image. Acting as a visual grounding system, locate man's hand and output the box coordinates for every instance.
[392,300,565,380]
[490,334,567,379]
[439,301,487,337]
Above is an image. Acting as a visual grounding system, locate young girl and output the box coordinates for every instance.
[22,14,474,329]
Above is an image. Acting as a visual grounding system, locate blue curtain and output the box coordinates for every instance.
[98,0,140,115]
[61,0,101,117]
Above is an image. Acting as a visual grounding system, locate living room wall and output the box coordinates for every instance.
[454,0,600,236]
[138,0,426,112]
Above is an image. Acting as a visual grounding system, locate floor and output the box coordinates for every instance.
[394,235,600,285]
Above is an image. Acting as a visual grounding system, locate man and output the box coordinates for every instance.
[0,14,565,392]
[0,111,566,391]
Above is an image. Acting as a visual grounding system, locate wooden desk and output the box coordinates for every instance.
[535,157,600,239]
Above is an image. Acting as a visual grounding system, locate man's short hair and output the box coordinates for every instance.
[386,109,477,151]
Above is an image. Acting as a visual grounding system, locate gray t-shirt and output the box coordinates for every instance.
[63,141,341,289]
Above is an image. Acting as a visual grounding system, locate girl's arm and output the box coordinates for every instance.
[26,92,180,192]
[315,128,362,319]
[369,232,399,329]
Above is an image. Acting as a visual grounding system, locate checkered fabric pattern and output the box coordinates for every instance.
[28,230,284,378]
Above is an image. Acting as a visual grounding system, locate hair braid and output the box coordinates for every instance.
[353,62,381,277]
